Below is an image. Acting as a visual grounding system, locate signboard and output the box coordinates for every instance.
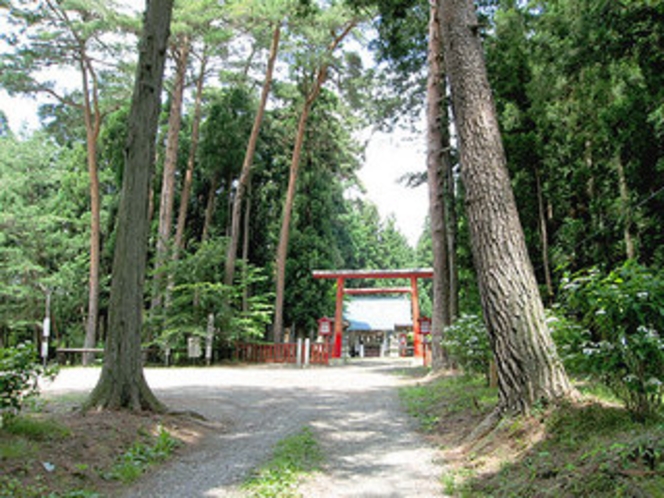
[419,316,431,335]
[318,317,332,336]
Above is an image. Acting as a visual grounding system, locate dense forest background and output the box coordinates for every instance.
[1,0,662,366]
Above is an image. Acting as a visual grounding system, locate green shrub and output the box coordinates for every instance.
[557,261,664,420]
[442,313,492,379]
[0,343,52,426]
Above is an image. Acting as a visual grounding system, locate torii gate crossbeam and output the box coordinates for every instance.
[312,269,434,358]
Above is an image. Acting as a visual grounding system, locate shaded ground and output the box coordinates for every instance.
[33,359,445,497]
[0,403,209,497]
[400,372,664,497]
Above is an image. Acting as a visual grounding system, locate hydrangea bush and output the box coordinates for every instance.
[554,261,664,420]
[442,313,492,380]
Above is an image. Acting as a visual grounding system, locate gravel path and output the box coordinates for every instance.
[43,359,445,497]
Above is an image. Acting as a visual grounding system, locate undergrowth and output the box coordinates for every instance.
[243,426,323,498]
[0,413,180,497]
[400,373,664,497]
[104,426,179,483]
[399,374,497,433]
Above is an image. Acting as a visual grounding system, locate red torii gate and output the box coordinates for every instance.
[312,268,434,358]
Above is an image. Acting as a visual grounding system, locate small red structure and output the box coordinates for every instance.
[317,316,333,337]
[419,316,432,366]
[419,316,431,335]
[312,268,434,358]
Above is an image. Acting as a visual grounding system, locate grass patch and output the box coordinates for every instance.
[2,414,71,441]
[401,372,664,497]
[104,426,180,484]
[400,374,497,433]
[243,427,323,497]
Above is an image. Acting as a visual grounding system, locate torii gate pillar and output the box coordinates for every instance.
[333,277,345,358]
[410,276,422,357]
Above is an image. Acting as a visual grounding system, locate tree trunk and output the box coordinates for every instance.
[426,0,451,372]
[445,159,459,321]
[86,0,174,412]
[201,173,219,243]
[272,90,316,344]
[242,182,252,313]
[440,0,573,414]
[615,155,636,260]
[152,35,190,309]
[81,54,103,367]
[173,50,208,256]
[225,23,281,288]
[535,167,554,302]
[272,22,356,343]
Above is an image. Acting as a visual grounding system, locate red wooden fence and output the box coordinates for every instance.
[234,342,331,365]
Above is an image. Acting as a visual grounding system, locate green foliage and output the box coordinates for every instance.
[105,427,179,484]
[555,261,664,420]
[243,427,323,498]
[485,0,664,280]
[0,477,49,498]
[150,237,274,353]
[0,134,88,346]
[0,343,51,425]
[442,314,492,379]
[0,475,101,498]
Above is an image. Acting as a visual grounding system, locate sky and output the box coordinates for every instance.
[0,90,429,247]
[359,128,428,247]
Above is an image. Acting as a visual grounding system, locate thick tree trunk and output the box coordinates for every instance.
[426,0,451,371]
[152,36,189,311]
[440,0,573,414]
[272,22,356,343]
[86,0,174,412]
[225,23,281,288]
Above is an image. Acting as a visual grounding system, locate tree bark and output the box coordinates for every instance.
[535,166,554,302]
[272,22,356,343]
[242,181,253,313]
[440,0,573,414]
[152,35,190,309]
[426,0,451,371]
[80,52,103,366]
[445,158,459,321]
[225,23,281,288]
[173,50,208,255]
[201,173,219,243]
[86,0,174,412]
[615,154,636,260]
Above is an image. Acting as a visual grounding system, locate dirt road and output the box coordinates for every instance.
[43,359,445,497]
